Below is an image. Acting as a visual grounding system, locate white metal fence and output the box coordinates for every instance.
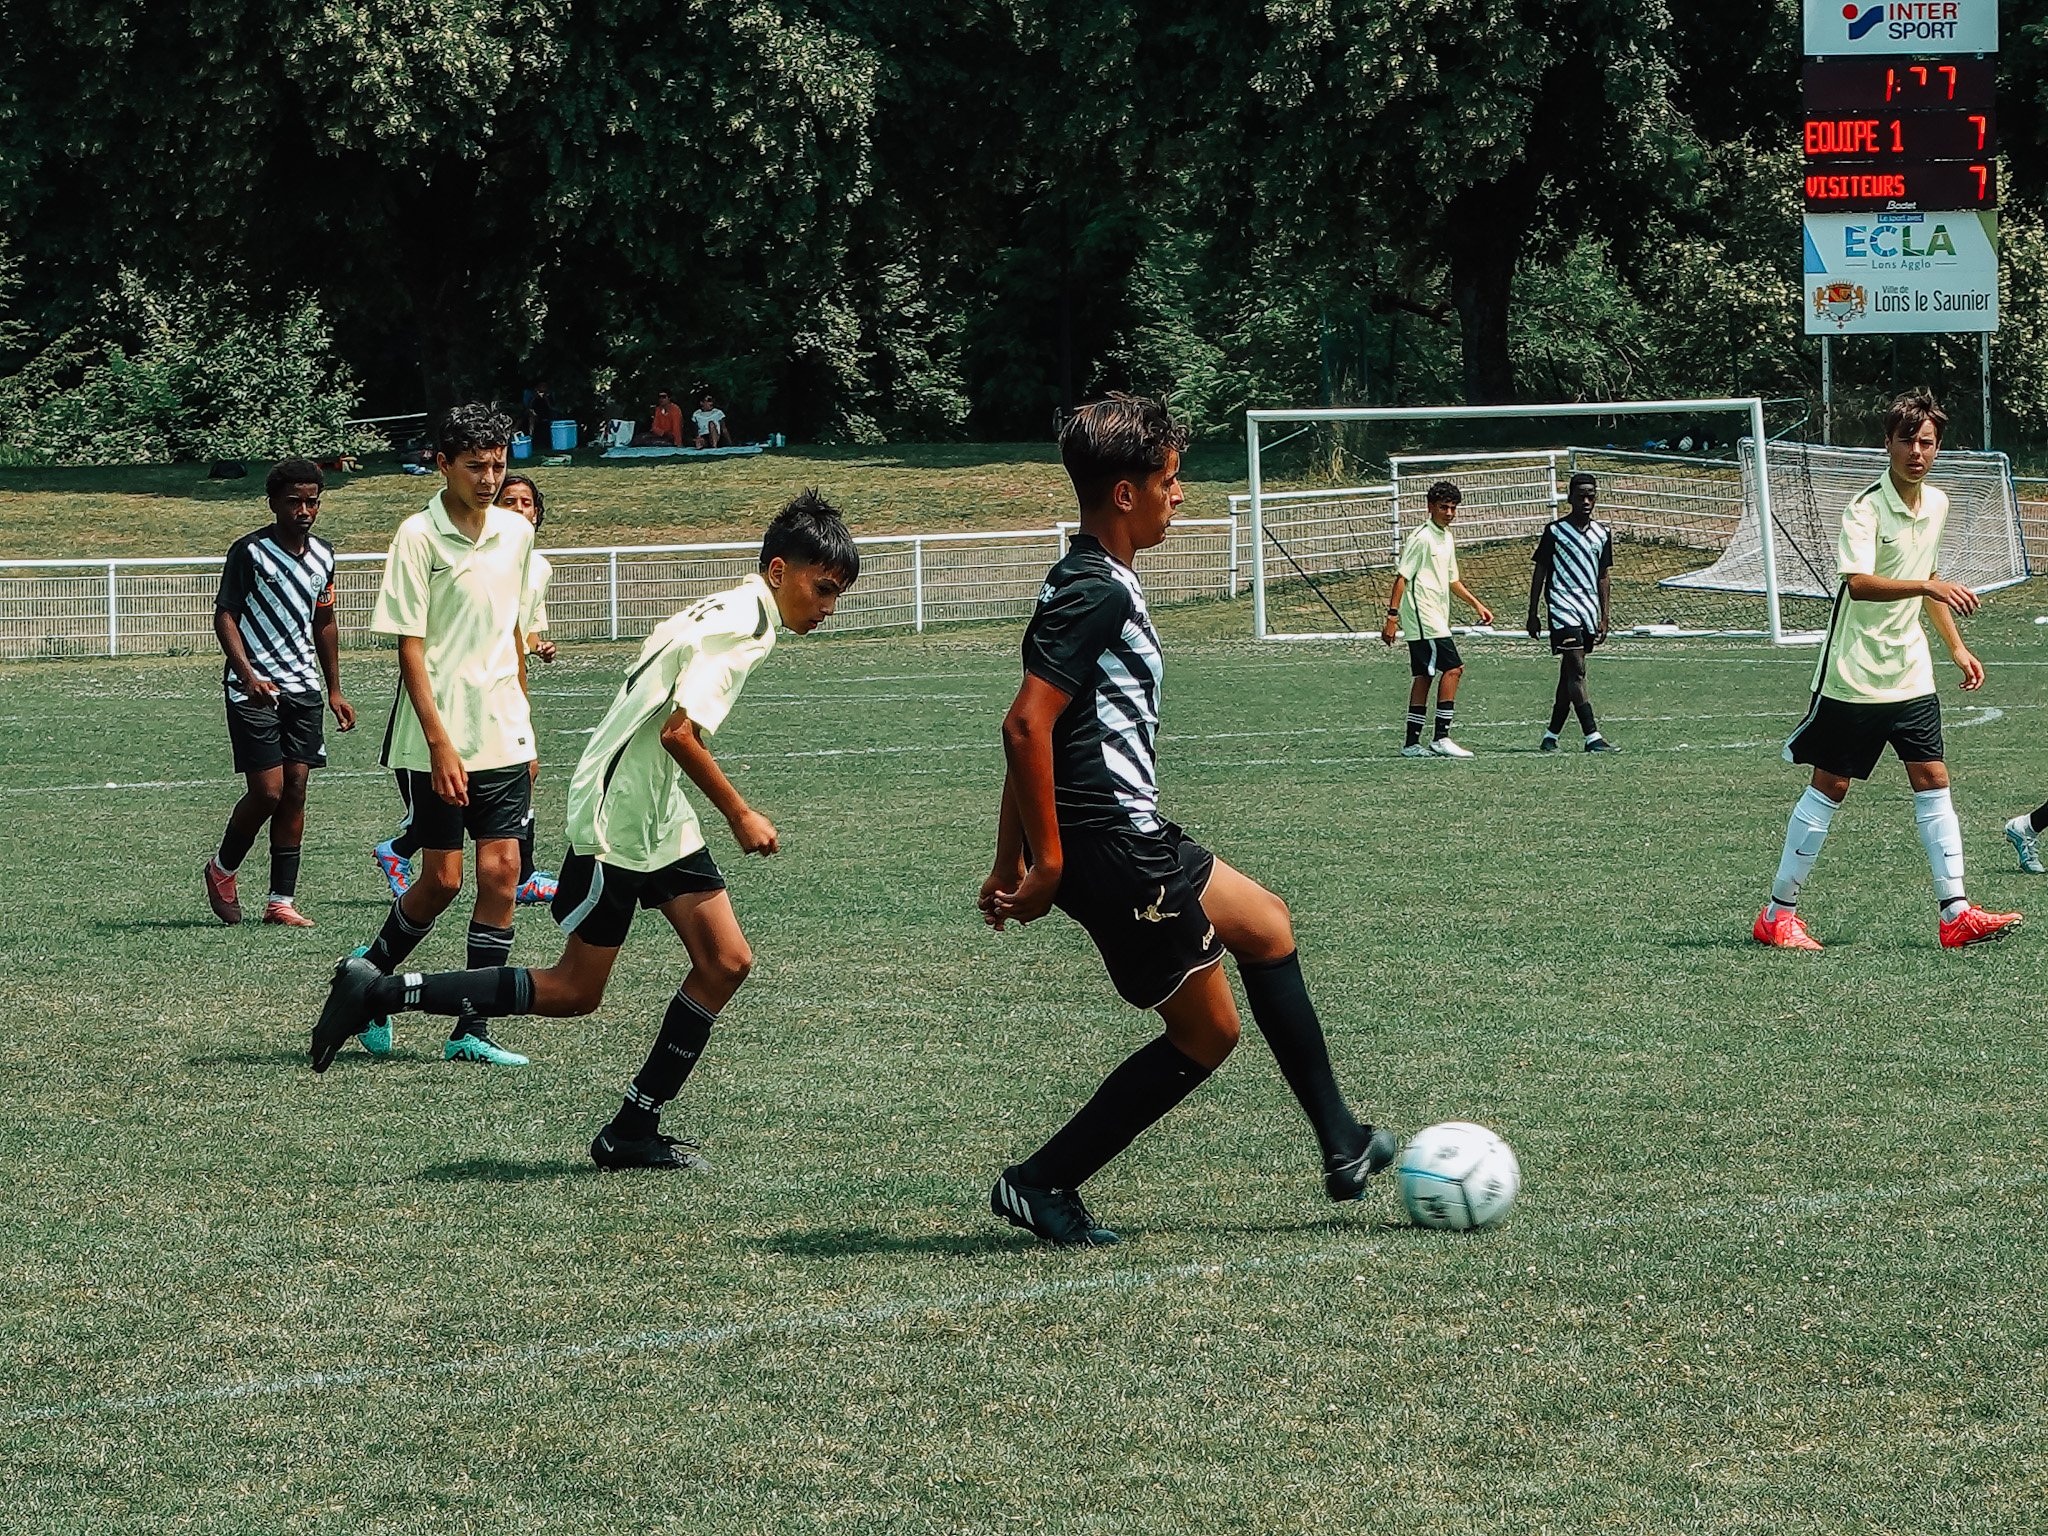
[0,520,1240,660]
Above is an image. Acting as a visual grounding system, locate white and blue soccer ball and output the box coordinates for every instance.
[1395,1121,1520,1230]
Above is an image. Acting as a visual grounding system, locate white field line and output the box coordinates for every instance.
[11,1164,2044,1428]
[2,706,2023,796]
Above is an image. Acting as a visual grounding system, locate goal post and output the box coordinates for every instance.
[1246,398,1785,641]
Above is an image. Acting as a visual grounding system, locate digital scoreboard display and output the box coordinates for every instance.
[1800,55,1996,209]
[1804,160,1995,210]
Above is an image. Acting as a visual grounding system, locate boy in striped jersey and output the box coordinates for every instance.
[204,459,357,926]
[1528,472,1618,752]
[1757,390,2020,951]
[980,395,1394,1247]
[312,495,856,1172]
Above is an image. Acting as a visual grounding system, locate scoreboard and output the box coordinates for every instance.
[1800,0,1998,336]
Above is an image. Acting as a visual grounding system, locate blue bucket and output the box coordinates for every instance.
[549,419,577,451]
[510,433,532,460]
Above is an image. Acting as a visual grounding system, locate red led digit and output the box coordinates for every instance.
[1941,66,1957,99]
[1973,165,1988,199]
[1891,120,1903,153]
[1911,66,1927,87]
[1885,68,1896,101]
[1970,115,1986,150]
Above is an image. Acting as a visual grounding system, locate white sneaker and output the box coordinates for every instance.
[2006,815,2045,874]
[1401,743,1431,758]
[1428,737,1475,758]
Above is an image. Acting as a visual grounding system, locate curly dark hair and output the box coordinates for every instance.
[1059,394,1189,507]
[1425,479,1461,506]
[1885,388,1947,445]
[437,402,513,458]
[497,473,545,532]
[266,458,325,501]
[760,489,860,582]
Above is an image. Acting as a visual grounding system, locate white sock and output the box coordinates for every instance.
[1914,787,1968,917]
[1586,731,1604,744]
[1770,786,1840,912]
[268,893,294,908]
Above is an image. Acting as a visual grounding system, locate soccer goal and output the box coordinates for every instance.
[1241,399,2030,644]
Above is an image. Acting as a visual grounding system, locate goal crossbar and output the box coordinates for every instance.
[1245,398,1782,641]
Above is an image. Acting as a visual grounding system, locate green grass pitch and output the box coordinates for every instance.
[5,605,2048,1532]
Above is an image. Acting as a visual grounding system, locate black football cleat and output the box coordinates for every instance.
[991,1167,1119,1246]
[1324,1127,1399,1202]
[311,955,381,1073]
[589,1126,711,1172]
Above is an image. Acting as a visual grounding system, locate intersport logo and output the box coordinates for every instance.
[1843,4,1885,39]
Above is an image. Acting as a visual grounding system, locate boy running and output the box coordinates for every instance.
[980,395,1395,1247]
[349,403,539,1066]
[1380,479,1493,757]
[203,459,356,926]
[374,471,558,906]
[311,495,857,1174]
[1755,389,2020,951]
[1528,473,1619,752]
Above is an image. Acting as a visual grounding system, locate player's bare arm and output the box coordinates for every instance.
[1380,575,1406,645]
[311,600,354,730]
[1451,579,1493,626]
[986,671,1069,926]
[661,707,777,855]
[1596,569,1612,641]
[397,634,467,805]
[1845,571,1981,615]
[1921,580,1985,690]
[979,776,1027,922]
[213,608,280,704]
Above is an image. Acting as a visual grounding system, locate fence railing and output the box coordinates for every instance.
[0,520,1239,660]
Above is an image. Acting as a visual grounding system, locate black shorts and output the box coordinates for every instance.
[394,763,532,851]
[1054,822,1223,1011]
[1407,636,1463,677]
[225,690,326,773]
[1549,624,1600,655]
[551,848,727,948]
[1784,692,1943,780]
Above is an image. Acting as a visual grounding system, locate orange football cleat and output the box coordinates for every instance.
[203,858,241,925]
[1753,906,1823,951]
[1939,905,2023,948]
[263,901,315,928]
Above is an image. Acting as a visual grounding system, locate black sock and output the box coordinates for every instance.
[218,818,259,874]
[1574,697,1597,735]
[1239,950,1365,1167]
[1433,703,1455,741]
[611,990,717,1138]
[364,897,435,973]
[1549,685,1570,735]
[389,827,422,860]
[519,818,537,884]
[1404,708,1425,748]
[269,844,302,901]
[2030,802,2048,834]
[467,920,514,970]
[368,965,533,1018]
[1017,1036,1211,1190]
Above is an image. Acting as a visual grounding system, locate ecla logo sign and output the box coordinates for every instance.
[1844,221,1958,258]
[1804,0,1996,53]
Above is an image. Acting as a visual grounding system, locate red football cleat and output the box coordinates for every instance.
[203,858,242,925]
[263,901,316,928]
[1753,906,1823,951]
[1939,905,2023,948]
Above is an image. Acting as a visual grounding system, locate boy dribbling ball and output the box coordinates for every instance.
[980,394,1395,1247]
[1381,479,1493,758]
[1756,389,2020,951]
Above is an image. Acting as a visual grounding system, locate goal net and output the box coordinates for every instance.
[1243,400,2029,643]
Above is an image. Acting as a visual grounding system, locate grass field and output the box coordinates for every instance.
[6,603,2048,1532]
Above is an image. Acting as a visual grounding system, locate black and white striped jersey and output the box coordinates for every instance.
[215,529,336,702]
[1020,534,1165,836]
[1532,517,1613,631]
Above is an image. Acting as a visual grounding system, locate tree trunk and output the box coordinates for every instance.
[1445,166,1543,404]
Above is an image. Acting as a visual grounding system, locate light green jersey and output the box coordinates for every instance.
[1813,475,1949,705]
[371,493,537,772]
[565,575,779,872]
[1396,520,1460,640]
[525,550,552,635]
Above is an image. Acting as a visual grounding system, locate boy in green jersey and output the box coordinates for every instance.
[1380,480,1494,757]
[312,493,858,1171]
[1757,390,2020,951]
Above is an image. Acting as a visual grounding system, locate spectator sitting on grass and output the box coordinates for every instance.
[693,393,732,449]
[649,390,685,448]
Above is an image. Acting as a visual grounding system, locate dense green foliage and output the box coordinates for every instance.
[2,2,2046,444]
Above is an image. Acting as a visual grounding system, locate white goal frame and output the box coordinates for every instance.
[1245,398,1785,642]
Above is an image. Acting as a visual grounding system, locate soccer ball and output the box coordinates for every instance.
[1395,1121,1520,1230]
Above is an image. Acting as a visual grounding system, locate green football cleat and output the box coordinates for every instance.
[444,1033,529,1067]
[348,945,393,1056]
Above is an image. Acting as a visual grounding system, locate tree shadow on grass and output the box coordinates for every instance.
[413,1157,600,1184]
[745,1227,1028,1259]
